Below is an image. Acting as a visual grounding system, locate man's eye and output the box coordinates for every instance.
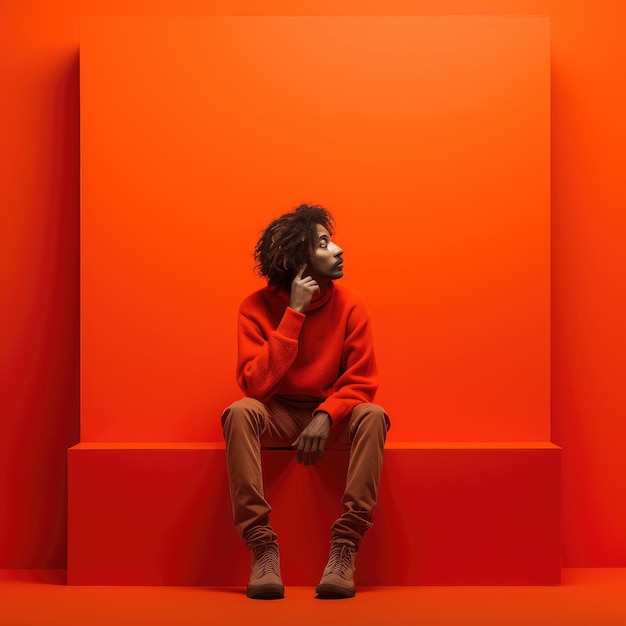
[319,241,328,248]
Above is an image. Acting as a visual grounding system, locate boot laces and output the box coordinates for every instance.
[253,544,280,576]
[328,542,355,577]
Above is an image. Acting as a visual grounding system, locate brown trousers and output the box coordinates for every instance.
[221,396,390,549]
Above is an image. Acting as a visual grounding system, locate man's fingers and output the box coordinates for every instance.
[306,438,319,467]
[295,434,311,464]
[292,435,302,462]
[317,438,325,461]
[294,434,324,466]
[295,264,307,279]
[301,277,320,291]
[302,436,313,466]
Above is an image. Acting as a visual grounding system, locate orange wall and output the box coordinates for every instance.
[1,0,625,568]
[80,15,550,444]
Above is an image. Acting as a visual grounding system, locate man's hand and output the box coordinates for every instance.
[292,412,331,466]
[290,265,320,313]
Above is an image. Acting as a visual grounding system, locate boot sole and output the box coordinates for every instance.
[315,582,355,599]
[246,583,285,600]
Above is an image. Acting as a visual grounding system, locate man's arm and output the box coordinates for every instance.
[315,299,379,425]
[292,297,379,467]
[237,266,320,400]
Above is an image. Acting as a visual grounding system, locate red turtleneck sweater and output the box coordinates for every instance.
[236,282,379,425]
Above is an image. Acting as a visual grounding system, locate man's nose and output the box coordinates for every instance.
[330,242,343,256]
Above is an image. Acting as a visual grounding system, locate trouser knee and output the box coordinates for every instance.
[221,397,265,439]
[351,403,390,439]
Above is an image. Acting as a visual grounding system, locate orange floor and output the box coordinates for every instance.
[2,569,626,626]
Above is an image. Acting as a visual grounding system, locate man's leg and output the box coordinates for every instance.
[316,402,390,598]
[221,396,300,598]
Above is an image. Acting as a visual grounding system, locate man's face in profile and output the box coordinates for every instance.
[307,224,344,283]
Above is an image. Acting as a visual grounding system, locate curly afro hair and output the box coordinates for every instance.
[254,204,335,292]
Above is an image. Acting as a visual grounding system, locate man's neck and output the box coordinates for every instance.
[317,278,331,292]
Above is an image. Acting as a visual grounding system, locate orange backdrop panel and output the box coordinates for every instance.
[80,16,550,442]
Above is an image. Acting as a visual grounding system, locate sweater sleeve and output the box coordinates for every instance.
[315,300,379,425]
[237,304,305,401]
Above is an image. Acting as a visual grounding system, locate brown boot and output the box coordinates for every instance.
[315,538,357,598]
[246,542,284,599]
